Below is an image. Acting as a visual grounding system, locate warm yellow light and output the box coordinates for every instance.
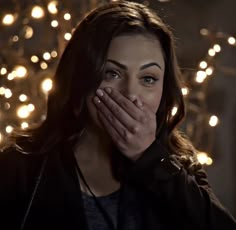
[208,49,215,56]
[171,106,178,116]
[2,14,15,25]
[41,78,53,93]
[17,105,30,119]
[199,61,207,69]
[43,52,51,60]
[31,55,39,63]
[51,20,58,27]
[24,26,34,39]
[64,13,71,20]
[4,88,12,98]
[0,87,5,95]
[206,157,213,165]
[19,94,28,102]
[206,67,214,75]
[64,33,72,41]
[200,28,209,36]
[4,102,11,110]
[181,87,189,96]
[7,72,15,80]
[228,36,236,45]
[48,1,58,14]
[197,152,208,165]
[14,65,27,78]
[40,62,48,70]
[213,44,221,52]
[0,67,7,75]
[209,115,219,127]
[195,71,207,83]
[51,50,58,58]
[12,35,19,42]
[28,104,35,112]
[21,122,29,129]
[6,125,13,134]
[0,133,2,143]
[31,6,45,19]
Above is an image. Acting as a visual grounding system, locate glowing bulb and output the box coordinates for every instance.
[208,49,215,56]
[12,35,19,42]
[4,102,11,110]
[171,106,178,116]
[209,115,219,127]
[21,122,29,129]
[51,50,57,58]
[24,26,34,39]
[40,62,48,70]
[199,61,207,69]
[64,33,72,41]
[197,152,208,165]
[31,6,45,19]
[31,55,39,63]
[6,126,13,134]
[206,157,213,165]
[195,71,207,83]
[48,1,58,14]
[206,67,214,75]
[43,52,51,60]
[28,104,35,112]
[2,14,15,25]
[181,87,189,96]
[64,13,71,20]
[7,72,15,80]
[228,37,236,45]
[17,105,30,119]
[200,28,209,36]
[51,20,58,27]
[0,67,7,75]
[14,65,27,78]
[0,133,2,143]
[41,78,53,93]
[19,94,28,102]
[0,87,6,95]
[213,44,221,52]
[5,89,12,98]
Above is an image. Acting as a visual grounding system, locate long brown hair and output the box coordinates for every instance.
[10,1,198,170]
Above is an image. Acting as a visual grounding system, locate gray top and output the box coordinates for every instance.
[82,187,144,230]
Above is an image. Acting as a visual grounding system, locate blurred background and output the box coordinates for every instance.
[0,0,235,216]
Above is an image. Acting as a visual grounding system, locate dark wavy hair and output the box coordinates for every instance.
[9,1,198,171]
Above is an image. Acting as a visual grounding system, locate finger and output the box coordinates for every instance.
[94,91,140,133]
[96,108,128,146]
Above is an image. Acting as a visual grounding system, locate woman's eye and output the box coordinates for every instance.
[104,70,120,80]
[142,76,158,85]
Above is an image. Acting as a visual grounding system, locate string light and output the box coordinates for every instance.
[209,115,219,127]
[64,13,71,20]
[2,14,15,25]
[199,61,207,69]
[13,65,28,78]
[41,78,53,93]
[228,36,236,45]
[208,48,216,56]
[27,103,35,112]
[6,126,13,134]
[0,133,2,144]
[23,26,34,39]
[213,44,221,53]
[40,62,48,69]
[197,152,213,165]
[0,67,7,75]
[51,20,59,27]
[4,89,12,98]
[181,87,189,96]
[17,105,30,119]
[195,70,207,83]
[64,32,72,40]
[19,94,28,102]
[205,67,214,75]
[31,55,39,63]
[51,50,57,58]
[12,35,19,42]
[21,122,29,129]
[31,6,45,19]
[48,1,58,14]
[0,87,6,95]
[43,52,51,60]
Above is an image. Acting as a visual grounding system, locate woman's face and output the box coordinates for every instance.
[86,33,165,130]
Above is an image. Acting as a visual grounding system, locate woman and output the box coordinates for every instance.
[0,1,236,230]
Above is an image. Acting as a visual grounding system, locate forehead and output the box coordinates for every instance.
[106,34,165,68]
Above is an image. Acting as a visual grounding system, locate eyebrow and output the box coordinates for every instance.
[107,59,162,71]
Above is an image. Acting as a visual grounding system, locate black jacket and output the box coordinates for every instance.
[0,139,236,230]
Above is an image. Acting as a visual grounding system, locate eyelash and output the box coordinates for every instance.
[104,70,159,85]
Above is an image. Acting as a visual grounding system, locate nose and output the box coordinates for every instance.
[119,79,139,102]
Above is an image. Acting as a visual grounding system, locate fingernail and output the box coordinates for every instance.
[94,96,101,104]
[96,89,103,97]
[105,88,112,94]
